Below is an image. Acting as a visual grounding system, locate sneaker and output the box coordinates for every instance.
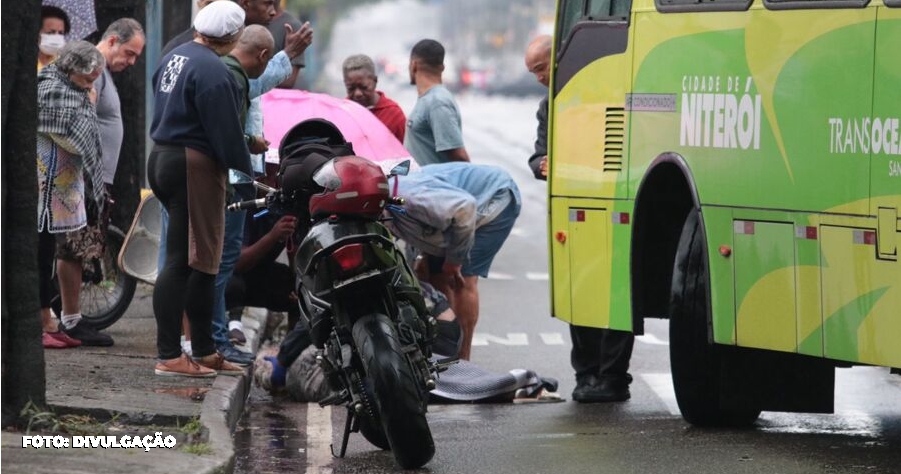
[155,354,217,378]
[46,331,82,348]
[572,374,630,403]
[217,343,254,366]
[62,320,114,347]
[228,327,247,346]
[42,332,69,349]
[195,352,245,376]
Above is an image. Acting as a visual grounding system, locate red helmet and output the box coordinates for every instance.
[309,156,389,220]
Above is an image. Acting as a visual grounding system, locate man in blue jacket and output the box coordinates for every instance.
[384,162,521,360]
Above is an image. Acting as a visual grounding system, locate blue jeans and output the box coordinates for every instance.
[213,208,246,347]
[158,205,246,347]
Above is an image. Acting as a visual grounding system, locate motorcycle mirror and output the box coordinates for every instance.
[388,160,411,177]
[228,169,254,185]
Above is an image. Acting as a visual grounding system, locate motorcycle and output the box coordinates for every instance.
[228,156,449,469]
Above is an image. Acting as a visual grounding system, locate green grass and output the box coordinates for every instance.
[181,442,213,456]
[179,416,203,436]
[20,402,110,436]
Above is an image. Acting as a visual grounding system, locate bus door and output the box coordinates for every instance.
[871,4,900,261]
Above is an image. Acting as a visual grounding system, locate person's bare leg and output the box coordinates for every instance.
[41,308,60,333]
[453,276,479,360]
[428,274,456,310]
[56,258,82,318]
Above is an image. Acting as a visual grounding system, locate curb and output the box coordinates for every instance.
[198,307,271,474]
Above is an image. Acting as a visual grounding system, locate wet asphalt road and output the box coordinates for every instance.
[231,88,901,473]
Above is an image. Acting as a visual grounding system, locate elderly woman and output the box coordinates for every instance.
[37,40,114,349]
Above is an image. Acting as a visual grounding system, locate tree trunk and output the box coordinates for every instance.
[1,0,46,428]
[94,0,146,231]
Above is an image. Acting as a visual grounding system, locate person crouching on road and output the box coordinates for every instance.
[383,162,521,361]
[148,1,251,377]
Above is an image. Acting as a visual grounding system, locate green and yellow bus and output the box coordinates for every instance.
[548,0,900,425]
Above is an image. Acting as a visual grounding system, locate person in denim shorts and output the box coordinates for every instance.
[384,162,521,360]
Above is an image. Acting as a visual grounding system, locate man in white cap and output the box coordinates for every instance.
[147,0,250,377]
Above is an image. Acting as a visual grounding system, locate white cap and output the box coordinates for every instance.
[193,1,245,39]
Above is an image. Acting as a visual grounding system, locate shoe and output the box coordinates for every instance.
[62,320,114,346]
[572,374,631,403]
[195,352,245,376]
[228,327,247,346]
[217,343,254,366]
[46,331,82,348]
[42,332,68,349]
[155,354,217,378]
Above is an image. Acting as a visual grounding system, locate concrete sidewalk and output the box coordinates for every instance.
[1,284,273,474]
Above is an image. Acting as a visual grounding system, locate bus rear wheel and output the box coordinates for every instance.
[669,210,760,427]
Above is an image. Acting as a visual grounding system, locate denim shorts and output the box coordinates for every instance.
[426,197,520,278]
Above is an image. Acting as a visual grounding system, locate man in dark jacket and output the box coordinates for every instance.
[525,35,635,403]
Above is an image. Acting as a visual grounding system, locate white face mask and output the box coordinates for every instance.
[39,33,66,56]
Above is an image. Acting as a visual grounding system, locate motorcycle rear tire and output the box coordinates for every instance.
[50,225,137,330]
[352,314,434,469]
[357,411,390,451]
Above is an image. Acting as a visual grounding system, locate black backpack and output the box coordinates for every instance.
[277,119,355,214]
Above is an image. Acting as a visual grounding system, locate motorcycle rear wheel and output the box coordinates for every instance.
[352,314,434,469]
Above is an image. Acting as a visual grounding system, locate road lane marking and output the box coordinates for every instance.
[539,332,566,345]
[640,373,681,416]
[526,272,549,281]
[472,333,529,346]
[486,271,515,280]
[636,334,669,345]
[306,405,333,474]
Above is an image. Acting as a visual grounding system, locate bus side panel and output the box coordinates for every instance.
[628,9,876,215]
[794,214,825,358]
[733,220,797,353]
[702,206,737,345]
[820,225,901,367]
[551,42,631,200]
[549,197,633,330]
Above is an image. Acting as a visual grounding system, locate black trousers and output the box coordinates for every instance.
[148,147,216,360]
[570,325,635,383]
[225,261,301,328]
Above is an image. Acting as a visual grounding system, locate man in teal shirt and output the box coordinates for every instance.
[405,39,470,166]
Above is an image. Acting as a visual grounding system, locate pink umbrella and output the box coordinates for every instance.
[261,89,412,166]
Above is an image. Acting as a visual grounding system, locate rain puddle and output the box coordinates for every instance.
[233,387,310,474]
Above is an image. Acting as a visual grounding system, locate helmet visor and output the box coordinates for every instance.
[311,159,341,192]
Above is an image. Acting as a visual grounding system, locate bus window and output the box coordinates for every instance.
[887,0,900,6]
[656,0,752,12]
[763,0,869,10]
[588,0,632,18]
[559,0,587,50]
